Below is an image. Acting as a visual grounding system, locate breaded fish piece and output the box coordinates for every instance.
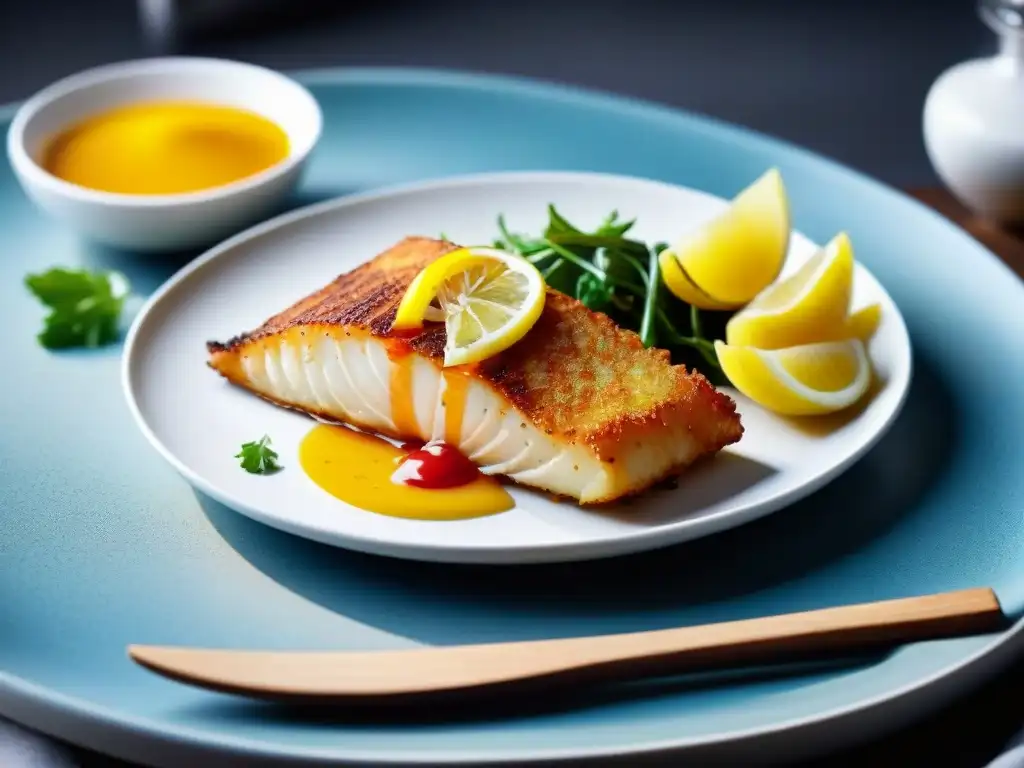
[207,237,743,503]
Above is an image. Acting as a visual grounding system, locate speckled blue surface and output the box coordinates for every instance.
[2,68,1024,766]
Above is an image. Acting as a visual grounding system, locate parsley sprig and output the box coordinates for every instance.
[24,267,130,349]
[235,434,281,474]
[493,206,730,383]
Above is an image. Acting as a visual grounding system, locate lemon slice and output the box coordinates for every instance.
[660,168,790,309]
[715,338,871,416]
[392,246,546,367]
[724,232,855,350]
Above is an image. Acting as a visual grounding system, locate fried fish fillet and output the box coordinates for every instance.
[207,237,743,503]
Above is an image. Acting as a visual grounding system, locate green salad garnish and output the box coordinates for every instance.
[493,206,733,382]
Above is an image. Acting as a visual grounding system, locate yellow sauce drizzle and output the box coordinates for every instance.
[443,369,471,444]
[389,354,420,437]
[299,424,514,521]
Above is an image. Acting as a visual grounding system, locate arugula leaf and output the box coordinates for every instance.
[596,247,648,286]
[24,267,130,349]
[235,434,281,474]
[599,210,620,231]
[576,272,612,311]
[548,233,649,260]
[597,210,636,238]
[545,204,585,238]
[541,257,580,295]
[497,215,550,256]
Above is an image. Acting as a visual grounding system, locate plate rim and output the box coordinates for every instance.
[1,66,1020,766]
[0,626,1020,768]
[120,168,913,565]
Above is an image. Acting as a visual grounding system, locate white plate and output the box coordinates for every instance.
[123,171,912,564]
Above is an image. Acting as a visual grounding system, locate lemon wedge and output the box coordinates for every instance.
[724,232,855,350]
[659,168,790,309]
[714,339,871,416]
[392,246,546,367]
[815,303,883,343]
[658,248,735,310]
[845,303,882,342]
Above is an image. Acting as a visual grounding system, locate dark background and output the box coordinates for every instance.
[1,0,1019,766]
[0,0,997,187]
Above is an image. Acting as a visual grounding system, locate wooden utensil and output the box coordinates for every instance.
[128,588,1006,703]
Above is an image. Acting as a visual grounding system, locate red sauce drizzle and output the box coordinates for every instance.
[391,441,480,489]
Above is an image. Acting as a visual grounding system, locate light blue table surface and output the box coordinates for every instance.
[4,2,1024,767]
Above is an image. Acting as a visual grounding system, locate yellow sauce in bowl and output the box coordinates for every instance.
[40,100,289,195]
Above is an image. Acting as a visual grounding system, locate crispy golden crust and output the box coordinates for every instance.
[477,290,742,461]
[207,236,743,460]
[207,237,459,354]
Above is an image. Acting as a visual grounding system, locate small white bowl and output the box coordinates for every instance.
[6,57,322,252]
